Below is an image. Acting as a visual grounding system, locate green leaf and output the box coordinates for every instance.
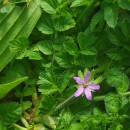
[117,0,130,10]
[105,68,122,87]
[63,36,78,56]
[10,37,30,59]
[26,50,42,60]
[0,102,22,123]
[0,120,7,130]
[107,29,124,46]
[21,101,32,111]
[52,13,75,31]
[57,71,70,92]
[105,68,129,93]
[0,0,42,71]
[40,1,56,14]
[37,40,53,55]
[109,123,123,130]
[37,13,54,34]
[38,70,58,95]
[104,4,118,28]
[104,93,121,114]
[56,111,74,129]
[70,0,90,7]
[119,102,130,119]
[118,14,130,38]
[80,46,97,55]
[90,10,103,31]
[41,95,57,114]
[106,47,123,61]
[22,87,36,97]
[78,32,97,50]
[0,76,28,100]
[55,52,73,68]
[74,54,97,67]
[116,73,129,93]
[38,84,58,95]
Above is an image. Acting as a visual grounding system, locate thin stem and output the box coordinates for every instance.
[21,117,29,128]
[54,91,130,112]
[12,123,27,130]
[55,94,74,111]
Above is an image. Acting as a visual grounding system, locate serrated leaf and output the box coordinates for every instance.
[57,71,70,92]
[38,84,58,95]
[10,37,30,59]
[104,93,121,114]
[41,95,57,114]
[117,0,130,10]
[63,36,78,56]
[104,68,122,87]
[38,70,58,95]
[90,10,103,31]
[116,73,129,93]
[21,101,32,111]
[22,87,36,97]
[104,5,118,28]
[80,46,97,55]
[37,40,53,55]
[55,52,73,68]
[0,102,22,123]
[78,32,97,50]
[74,54,97,67]
[56,111,74,129]
[120,102,130,119]
[0,76,28,99]
[26,50,42,60]
[106,47,123,61]
[107,29,124,46]
[37,13,54,34]
[40,1,56,14]
[118,14,130,38]
[52,14,75,31]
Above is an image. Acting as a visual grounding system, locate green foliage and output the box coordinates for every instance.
[105,68,129,93]
[1,0,130,129]
[104,4,118,28]
[0,102,22,123]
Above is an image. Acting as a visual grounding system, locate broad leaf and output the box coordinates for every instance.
[0,76,28,99]
[37,40,53,55]
[104,93,121,114]
[104,4,118,28]
[63,36,78,56]
[0,102,22,123]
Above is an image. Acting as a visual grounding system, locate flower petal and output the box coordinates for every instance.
[88,84,100,90]
[84,71,90,82]
[85,88,92,100]
[74,86,84,97]
[73,77,83,84]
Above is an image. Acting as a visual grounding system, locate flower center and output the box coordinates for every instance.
[83,82,88,88]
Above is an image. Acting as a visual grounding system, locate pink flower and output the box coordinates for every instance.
[73,71,100,100]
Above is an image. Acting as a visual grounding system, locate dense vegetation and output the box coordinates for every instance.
[0,0,130,129]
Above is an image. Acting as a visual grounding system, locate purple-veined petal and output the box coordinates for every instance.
[74,86,84,97]
[88,84,100,90]
[73,77,83,84]
[84,71,90,82]
[84,88,92,100]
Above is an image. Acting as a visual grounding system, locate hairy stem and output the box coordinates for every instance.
[54,91,130,112]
